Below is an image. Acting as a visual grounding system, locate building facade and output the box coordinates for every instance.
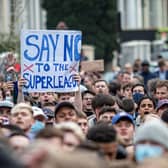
[0,0,46,35]
[118,0,168,30]
[117,0,168,66]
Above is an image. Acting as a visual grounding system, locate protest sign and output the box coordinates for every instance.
[81,60,104,72]
[21,30,82,92]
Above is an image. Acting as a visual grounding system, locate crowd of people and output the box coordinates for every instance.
[0,52,168,168]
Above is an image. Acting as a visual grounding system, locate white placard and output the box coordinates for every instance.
[21,30,82,92]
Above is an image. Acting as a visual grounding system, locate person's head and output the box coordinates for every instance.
[133,59,141,73]
[109,81,121,97]
[9,132,30,155]
[141,60,150,72]
[155,80,168,101]
[43,108,54,125]
[21,139,107,168]
[122,83,133,98]
[135,120,168,163]
[56,122,84,151]
[10,103,34,133]
[132,83,146,95]
[4,90,12,102]
[137,96,156,119]
[0,101,14,124]
[158,59,166,71]
[87,123,118,161]
[56,21,68,30]
[91,94,115,119]
[112,112,134,147]
[82,90,95,114]
[54,102,78,123]
[42,102,56,112]
[98,107,117,122]
[132,83,146,104]
[156,99,168,117]
[83,74,94,90]
[124,63,133,74]
[161,109,168,125]
[32,106,47,124]
[29,92,40,100]
[122,72,132,85]
[121,98,135,114]
[147,78,159,98]
[132,75,144,84]
[93,80,109,95]
[77,112,88,135]
[39,92,56,105]
[57,92,74,103]
[36,127,63,148]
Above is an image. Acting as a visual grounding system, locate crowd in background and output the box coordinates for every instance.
[0,52,168,168]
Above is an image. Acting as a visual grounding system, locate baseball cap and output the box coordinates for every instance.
[43,108,54,118]
[32,106,47,119]
[156,99,168,111]
[54,101,77,117]
[112,112,134,125]
[0,100,14,108]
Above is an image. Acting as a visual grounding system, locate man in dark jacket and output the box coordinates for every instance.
[140,60,156,88]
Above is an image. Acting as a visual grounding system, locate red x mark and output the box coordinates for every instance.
[69,63,78,73]
[23,64,34,73]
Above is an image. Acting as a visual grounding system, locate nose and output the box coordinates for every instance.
[16,113,22,119]
[120,125,127,130]
[65,115,71,121]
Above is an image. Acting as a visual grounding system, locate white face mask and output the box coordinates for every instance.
[5,96,12,102]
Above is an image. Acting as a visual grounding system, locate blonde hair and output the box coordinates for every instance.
[55,122,85,142]
[11,103,33,115]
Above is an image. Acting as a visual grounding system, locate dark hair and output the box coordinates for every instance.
[82,90,95,99]
[24,95,35,106]
[93,79,108,86]
[109,81,121,96]
[122,83,133,91]
[0,88,5,99]
[99,107,117,117]
[92,94,115,111]
[161,110,168,123]
[8,132,28,139]
[43,102,56,107]
[137,96,156,110]
[87,123,116,143]
[132,83,146,94]
[121,98,135,113]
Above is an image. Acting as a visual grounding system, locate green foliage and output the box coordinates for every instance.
[42,0,118,62]
[0,33,20,54]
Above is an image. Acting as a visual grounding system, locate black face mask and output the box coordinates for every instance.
[133,93,144,104]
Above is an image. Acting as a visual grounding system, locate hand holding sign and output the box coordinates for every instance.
[72,73,81,86]
[18,78,27,92]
